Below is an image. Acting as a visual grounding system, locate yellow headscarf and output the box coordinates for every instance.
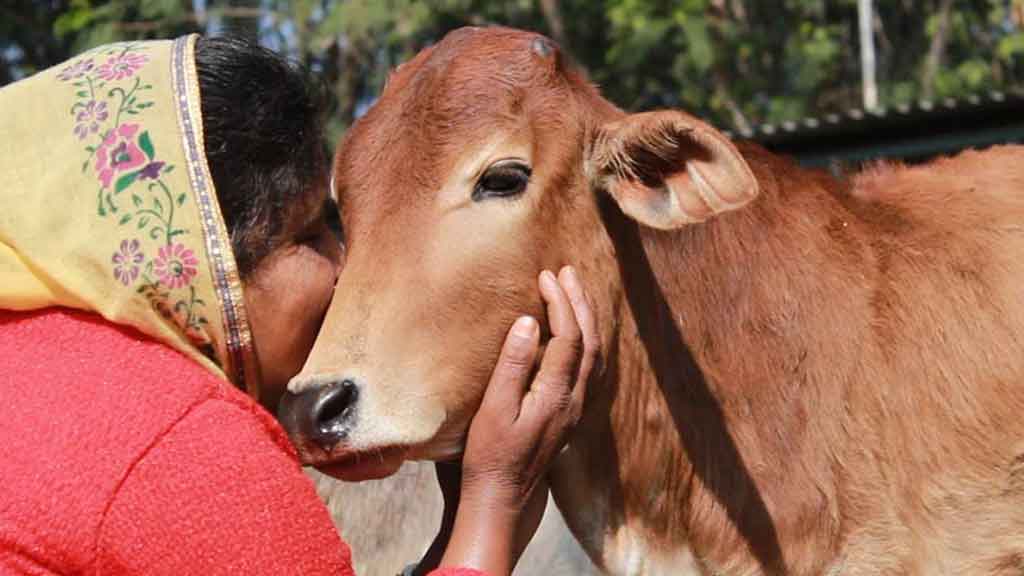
[0,35,259,396]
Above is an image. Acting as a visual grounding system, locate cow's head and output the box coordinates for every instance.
[278,27,759,480]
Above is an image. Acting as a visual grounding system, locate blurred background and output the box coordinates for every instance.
[5,0,1024,164]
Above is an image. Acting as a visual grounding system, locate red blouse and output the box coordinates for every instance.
[0,308,483,576]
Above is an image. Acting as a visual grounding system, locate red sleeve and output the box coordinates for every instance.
[428,570,488,576]
[95,399,355,576]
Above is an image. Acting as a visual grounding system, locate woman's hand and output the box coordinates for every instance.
[433,265,600,576]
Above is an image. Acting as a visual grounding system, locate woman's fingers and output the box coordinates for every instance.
[521,269,584,428]
[557,266,599,420]
[479,315,540,422]
[536,270,582,392]
[539,269,582,346]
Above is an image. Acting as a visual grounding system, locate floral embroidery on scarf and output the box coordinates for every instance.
[154,243,199,289]
[95,123,146,188]
[57,58,94,82]
[97,52,149,82]
[112,239,145,286]
[62,44,211,347]
[74,100,108,140]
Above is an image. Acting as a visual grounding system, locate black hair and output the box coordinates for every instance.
[195,35,329,277]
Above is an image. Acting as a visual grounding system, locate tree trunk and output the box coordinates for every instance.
[921,0,955,101]
[858,0,878,110]
[539,0,570,52]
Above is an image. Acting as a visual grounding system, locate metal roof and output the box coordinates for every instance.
[736,90,1024,166]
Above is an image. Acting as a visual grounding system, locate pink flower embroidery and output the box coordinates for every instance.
[97,53,148,81]
[154,243,199,289]
[111,239,145,285]
[94,124,145,188]
[74,100,109,140]
[57,58,94,82]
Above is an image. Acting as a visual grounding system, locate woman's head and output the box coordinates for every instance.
[0,35,338,404]
[197,36,342,409]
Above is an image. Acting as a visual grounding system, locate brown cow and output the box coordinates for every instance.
[280,27,1024,574]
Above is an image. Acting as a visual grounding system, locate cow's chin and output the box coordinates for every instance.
[290,410,470,480]
[316,457,404,481]
[310,445,407,481]
[307,435,467,482]
[405,441,465,462]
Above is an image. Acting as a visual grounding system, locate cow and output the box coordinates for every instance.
[279,26,1024,575]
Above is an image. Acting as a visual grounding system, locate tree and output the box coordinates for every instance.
[1,0,76,84]
[3,0,1023,135]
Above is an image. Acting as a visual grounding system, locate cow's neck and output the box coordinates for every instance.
[553,145,866,575]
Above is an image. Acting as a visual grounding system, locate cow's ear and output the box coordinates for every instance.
[589,110,759,229]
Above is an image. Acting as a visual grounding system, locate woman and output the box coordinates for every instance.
[0,35,596,575]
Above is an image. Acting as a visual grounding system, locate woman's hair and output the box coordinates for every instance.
[195,36,329,277]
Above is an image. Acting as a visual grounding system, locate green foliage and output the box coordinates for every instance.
[3,0,1023,137]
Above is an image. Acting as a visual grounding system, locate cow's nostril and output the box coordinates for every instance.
[310,379,359,446]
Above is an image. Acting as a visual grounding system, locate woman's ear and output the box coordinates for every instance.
[588,110,759,230]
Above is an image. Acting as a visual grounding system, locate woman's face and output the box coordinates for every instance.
[244,184,343,411]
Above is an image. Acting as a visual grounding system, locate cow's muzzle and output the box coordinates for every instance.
[278,378,360,449]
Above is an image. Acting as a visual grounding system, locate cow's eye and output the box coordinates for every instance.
[473,161,531,201]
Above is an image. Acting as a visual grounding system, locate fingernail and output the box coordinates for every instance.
[511,315,538,338]
[540,269,558,287]
[560,265,578,283]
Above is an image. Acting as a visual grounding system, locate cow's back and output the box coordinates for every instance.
[829,145,1024,573]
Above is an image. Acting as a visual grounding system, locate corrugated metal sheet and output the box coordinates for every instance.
[736,91,1024,166]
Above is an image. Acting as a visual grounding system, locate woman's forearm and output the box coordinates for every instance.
[437,486,519,576]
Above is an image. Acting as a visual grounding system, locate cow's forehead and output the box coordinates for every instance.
[394,28,564,133]
[334,28,576,213]
[393,27,558,93]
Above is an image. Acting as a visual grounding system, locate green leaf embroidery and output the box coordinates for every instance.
[114,171,139,194]
[153,197,163,214]
[75,91,87,98]
[118,213,132,225]
[139,131,154,161]
[138,216,149,229]
[131,194,142,208]
[163,165,175,174]
[176,193,186,206]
